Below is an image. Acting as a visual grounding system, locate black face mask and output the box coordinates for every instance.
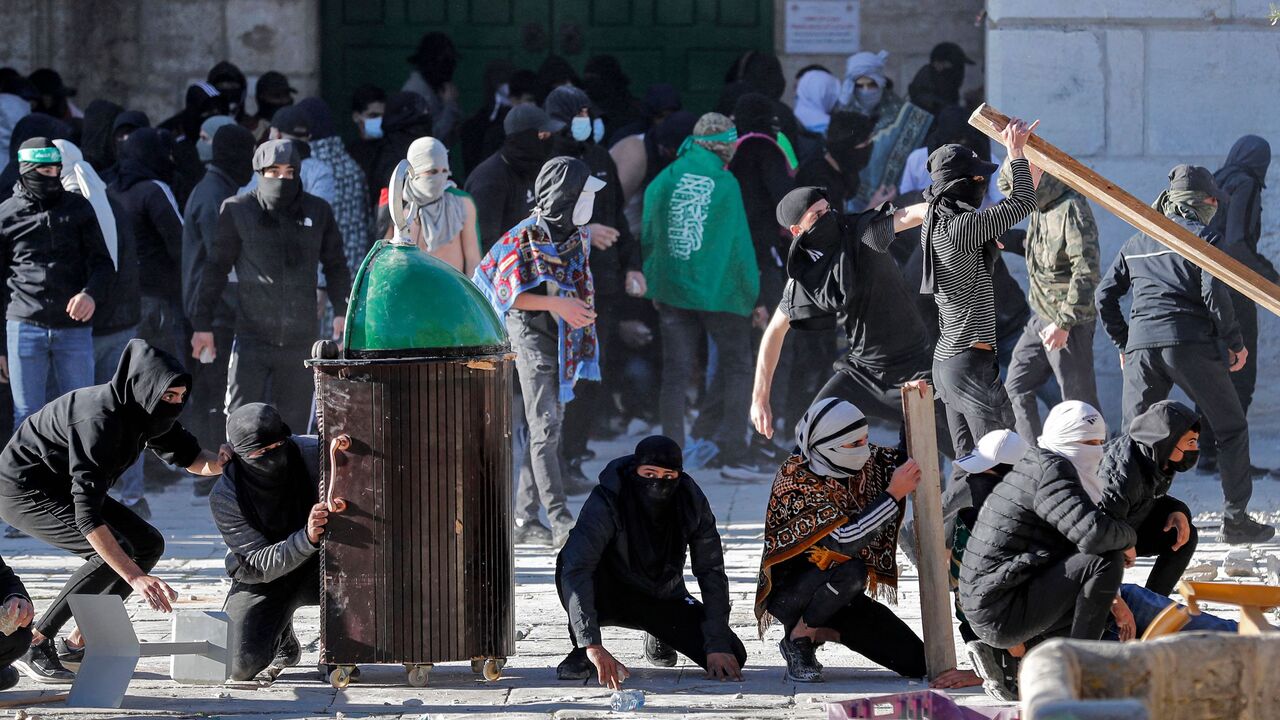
[240,443,289,478]
[830,139,872,177]
[146,398,187,437]
[635,474,679,503]
[20,172,65,203]
[258,176,301,213]
[1167,450,1199,474]
[503,130,551,178]
[950,177,986,209]
[800,208,843,253]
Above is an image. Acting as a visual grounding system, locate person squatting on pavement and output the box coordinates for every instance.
[0,340,227,683]
[554,435,746,688]
[1096,163,1274,544]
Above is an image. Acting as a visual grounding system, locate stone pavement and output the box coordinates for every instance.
[3,427,1279,719]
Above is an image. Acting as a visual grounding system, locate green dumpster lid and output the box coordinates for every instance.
[343,240,508,354]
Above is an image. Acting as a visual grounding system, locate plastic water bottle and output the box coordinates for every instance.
[609,689,645,711]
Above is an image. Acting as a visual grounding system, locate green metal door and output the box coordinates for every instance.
[321,0,773,136]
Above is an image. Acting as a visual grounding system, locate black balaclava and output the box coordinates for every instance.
[207,61,248,119]
[408,32,458,90]
[115,127,175,191]
[532,155,591,242]
[778,186,844,262]
[502,128,552,180]
[620,435,686,582]
[16,137,65,203]
[252,139,302,217]
[725,51,786,101]
[732,92,778,136]
[80,99,123,171]
[826,110,875,193]
[109,339,193,439]
[211,123,255,186]
[0,113,71,199]
[919,143,998,294]
[226,403,315,542]
[644,110,698,184]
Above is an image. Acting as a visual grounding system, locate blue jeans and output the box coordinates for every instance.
[1103,583,1238,641]
[93,327,145,502]
[7,321,94,429]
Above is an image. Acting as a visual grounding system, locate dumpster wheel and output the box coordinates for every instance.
[329,665,356,689]
[483,657,505,681]
[406,663,432,687]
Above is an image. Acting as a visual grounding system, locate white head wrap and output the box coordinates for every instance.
[1038,401,1107,503]
[840,50,889,107]
[795,397,871,477]
[405,136,465,252]
[794,69,840,132]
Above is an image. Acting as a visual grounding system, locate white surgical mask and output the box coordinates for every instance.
[572,190,595,226]
[363,116,383,139]
[592,117,605,144]
[570,116,592,142]
[854,87,882,112]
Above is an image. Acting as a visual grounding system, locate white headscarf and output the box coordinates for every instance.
[794,69,840,133]
[795,397,871,477]
[839,50,889,109]
[405,136,465,252]
[1038,401,1107,503]
[52,139,118,269]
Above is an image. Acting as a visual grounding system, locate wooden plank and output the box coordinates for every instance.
[900,384,956,679]
[968,103,1280,318]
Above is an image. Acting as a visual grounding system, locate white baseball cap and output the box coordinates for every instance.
[955,429,1030,474]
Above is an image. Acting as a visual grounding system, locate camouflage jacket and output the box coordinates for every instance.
[998,167,1100,328]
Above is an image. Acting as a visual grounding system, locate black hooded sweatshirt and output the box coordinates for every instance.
[556,456,736,655]
[80,100,124,173]
[729,93,795,310]
[112,128,185,302]
[1097,400,1200,529]
[182,124,254,329]
[0,339,201,536]
[464,129,550,251]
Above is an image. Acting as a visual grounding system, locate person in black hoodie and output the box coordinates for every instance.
[1096,164,1272,545]
[545,85,644,480]
[463,104,555,251]
[1096,400,1201,596]
[79,100,123,174]
[160,83,228,209]
[112,127,186,362]
[209,403,333,682]
[554,436,745,688]
[181,124,255,496]
[1201,136,1274,476]
[0,113,72,203]
[729,92,794,317]
[191,140,352,432]
[0,138,113,430]
[908,42,974,118]
[0,340,227,683]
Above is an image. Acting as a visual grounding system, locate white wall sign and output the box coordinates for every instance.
[785,1,860,55]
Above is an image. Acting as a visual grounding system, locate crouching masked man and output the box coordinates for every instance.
[555,436,747,689]
[210,403,341,682]
[755,395,977,688]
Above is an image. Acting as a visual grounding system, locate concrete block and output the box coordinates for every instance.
[988,0,1230,23]
[1146,30,1280,156]
[987,30,1106,156]
[1104,29,1144,156]
[226,0,320,77]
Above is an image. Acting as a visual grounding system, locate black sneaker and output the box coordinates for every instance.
[193,476,217,497]
[0,665,17,692]
[55,637,84,666]
[644,633,677,667]
[13,638,74,684]
[1223,516,1276,545]
[124,497,152,521]
[556,647,593,681]
[778,636,822,682]
[265,626,302,680]
[966,641,1018,702]
[513,520,553,547]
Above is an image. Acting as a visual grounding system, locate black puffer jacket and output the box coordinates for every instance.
[556,457,736,655]
[1097,400,1199,529]
[959,448,1136,626]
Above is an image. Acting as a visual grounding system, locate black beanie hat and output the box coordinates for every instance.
[776,186,829,228]
[633,435,683,472]
[211,123,256,186]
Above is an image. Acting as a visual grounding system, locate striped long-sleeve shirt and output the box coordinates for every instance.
[926,157,1037,360]
[817,491,898,556]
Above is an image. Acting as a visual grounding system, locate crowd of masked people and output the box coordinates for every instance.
[0,30,1271,699]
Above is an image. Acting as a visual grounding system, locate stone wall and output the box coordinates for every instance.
[775,0,987,108]
[0,0,320,125]
[986,1,1280,458]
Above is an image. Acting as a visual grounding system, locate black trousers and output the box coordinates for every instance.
[0,625,31,666]
[1134,496,1198,596]
[932,348,1016,461]
[816,358,954,459]
[1200,299,1258,465]
[767,558,926,678]
[187,326,235,449]
[1005,317,1099,440]
[555,570,747,671]
[0,488,164,638]
[968,549,1125,650]
[226,338,315,433]
[223,558,319,681]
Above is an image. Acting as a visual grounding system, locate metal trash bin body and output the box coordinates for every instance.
[309,240,513,687]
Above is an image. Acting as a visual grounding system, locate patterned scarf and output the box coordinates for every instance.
[473,216,600,402]
[754,447,904,638]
